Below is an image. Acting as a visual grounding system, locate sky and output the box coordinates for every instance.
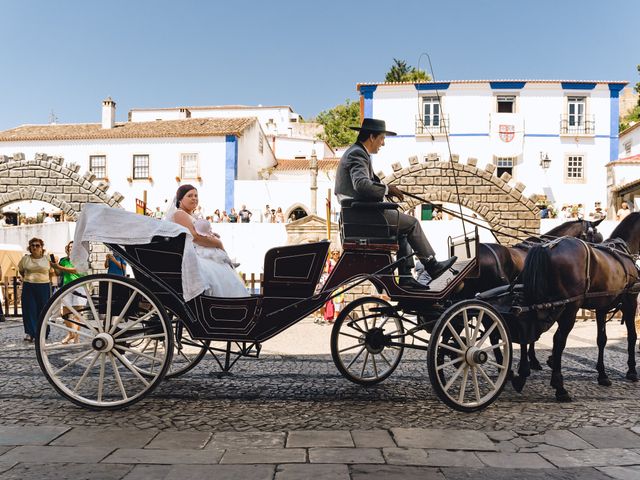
[0,0,637,131]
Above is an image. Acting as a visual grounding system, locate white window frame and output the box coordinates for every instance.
[180,153,199,179]
[565,153,586,183]
[496,95,517,113]
[421,96,441,127]
[567,96,586,127]
[494,156,516,177]
[89,155,107,179]
[132,154,150,179]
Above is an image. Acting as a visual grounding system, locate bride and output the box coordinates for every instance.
[167,184,248,298]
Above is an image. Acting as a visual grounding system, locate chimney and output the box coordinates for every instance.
[102,97,116,129]
[178,108,191,119]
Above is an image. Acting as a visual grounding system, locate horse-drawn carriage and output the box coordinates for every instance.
[34,202,640,412]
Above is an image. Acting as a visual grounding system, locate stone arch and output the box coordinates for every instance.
[378,154,540,245]
[284,202,310,221]
[0,152,124,220]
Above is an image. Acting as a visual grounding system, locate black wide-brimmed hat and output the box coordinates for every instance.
[349,118,397,136]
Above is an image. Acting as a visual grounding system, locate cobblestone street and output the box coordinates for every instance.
[1,317,639,478]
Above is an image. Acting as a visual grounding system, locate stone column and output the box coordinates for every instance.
[310,150,318,215]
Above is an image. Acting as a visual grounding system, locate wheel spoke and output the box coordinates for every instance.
[114,332,166,343]
[475,322,497,348]
[470,311,484,344]
[97,353,106,403]
[436,356,463,371]
[339,331,363,341]
[360,350,370,377]
[346,346,366,370]
[339,343,365,354]
[372,353,379,378]
[112,310,157,338]
[114,344,164,364]
[82,284,102,335]
[360,305,368,331]
[437,341,465,355]
[109,353,128,400]
[111,350,151,386]
[105,282,113,332]
[476,364,496,388]
[463,310,471,346]
[446,322,466,349]
[480,341,507,352]
[73,352,99,394]
[472,366,481,403]
[458,366,469,403]
[127,338,153,367]
[485,359,507,370]
[444,362,466,392]
[52,348,95,375]
[109,291,138,334]
[379,351,392,368]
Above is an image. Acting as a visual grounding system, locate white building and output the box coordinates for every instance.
[608,121,640,212]
[357,79,627,212]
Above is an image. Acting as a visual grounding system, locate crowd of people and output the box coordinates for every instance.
[151,204,292,223]
[538,201,634,221]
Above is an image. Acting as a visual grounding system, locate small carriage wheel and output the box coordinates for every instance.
[331,296,404,385]
[165,310,210,379]
[428,300,511,412]
[35,274,173,410]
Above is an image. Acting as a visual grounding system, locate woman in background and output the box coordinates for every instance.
[18,237,54,342]
[51,241,85,344]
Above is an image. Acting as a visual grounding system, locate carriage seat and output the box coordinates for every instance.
[340,199,399,251]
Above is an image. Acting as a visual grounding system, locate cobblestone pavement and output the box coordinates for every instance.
[0,318,638,433]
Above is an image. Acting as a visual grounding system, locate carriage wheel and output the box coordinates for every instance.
[35,274,173,410]
[428,300,511,412]
[165,311,210,379]
[331,296,404,385]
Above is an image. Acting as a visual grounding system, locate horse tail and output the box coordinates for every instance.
[522,244,550,305]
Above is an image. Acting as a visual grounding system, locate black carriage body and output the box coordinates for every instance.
[109,235,332,342]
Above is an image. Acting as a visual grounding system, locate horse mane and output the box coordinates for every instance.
[544,219,581,237]
[609,212,640,253]
[522,244,550,304]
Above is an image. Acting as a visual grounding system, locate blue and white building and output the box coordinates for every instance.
[357,79,627,212]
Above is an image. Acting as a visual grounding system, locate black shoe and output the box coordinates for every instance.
[424,256,458,280]
[399,277,430,290]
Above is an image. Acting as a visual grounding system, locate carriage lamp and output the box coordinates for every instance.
[539,152,551,170]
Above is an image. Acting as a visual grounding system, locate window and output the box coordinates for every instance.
[565,155,585,182]
[624,141,632,156]
[495,157,515,177]
[180,153,198,179]
[421,97,440,127]
[567,97,585,127]
[496,96,515,113]
[132,154,150,179]
[89,155,107,179]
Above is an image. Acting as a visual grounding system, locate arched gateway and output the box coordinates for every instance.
[378,154,540,245]
[0,153,124,218]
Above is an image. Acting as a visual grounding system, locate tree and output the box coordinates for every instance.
[385,58,431,83]
[620,64,640,132]
[314,99,360,148]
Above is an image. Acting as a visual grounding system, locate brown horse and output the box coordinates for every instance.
[458,219,604,369]
[520,213,640,401]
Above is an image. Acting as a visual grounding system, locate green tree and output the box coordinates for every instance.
[314,99,360,148]
[385,58,431,83]
[620,64,640,132]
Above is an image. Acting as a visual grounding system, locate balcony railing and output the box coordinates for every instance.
[416,115,449,135]
[560,114,595,135]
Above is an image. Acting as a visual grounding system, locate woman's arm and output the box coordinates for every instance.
[173,211,224,249]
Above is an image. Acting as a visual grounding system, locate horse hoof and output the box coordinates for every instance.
[555,392,572,402]
[530,359,543,371]
[512,376,526,393]
[626,372,639,382]
[598,377,612,387]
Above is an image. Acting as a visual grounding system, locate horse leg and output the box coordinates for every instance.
[512,342,530,393]
[623,297,638,382]
[528,342,543,370]
[549,308,578,402]
[595,309,611,386]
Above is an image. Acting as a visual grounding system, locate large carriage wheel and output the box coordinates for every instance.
[165,310,210,379]
[331,296,404,385]
[428,300,511,412]
[35,274,173,410]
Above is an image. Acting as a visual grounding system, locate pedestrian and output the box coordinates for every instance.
[152,207,164,220]
[212,209,222,223]
[238,205,252,223]
[105,251,127,276]
[18,237,54,342]
[50,241,85,344]
[221,210,230,222]
[617,201,631,221]
[43,213,56,224]
[275,207,285,223]
[263,205,271,223]
[228,208,238,223]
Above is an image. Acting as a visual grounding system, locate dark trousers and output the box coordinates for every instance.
[21,282,51,338]
[383,210,436,261]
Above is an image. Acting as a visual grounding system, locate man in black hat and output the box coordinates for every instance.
[335,118,457,288]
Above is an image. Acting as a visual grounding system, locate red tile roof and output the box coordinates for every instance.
[275,158,340,171]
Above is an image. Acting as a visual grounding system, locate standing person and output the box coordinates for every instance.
[334,118,456,288]
[275,207,285,223]
[18,238,54,342]
[617,201,631,221]
[43,213,56,224]
[228,208,238,223]
[221,210,231,223]
[263,205,271,223]
[152,207,164,220]
[105,251,127,276]
[51,241,85,344]
[324,250,342,324]
[238,205,252,223]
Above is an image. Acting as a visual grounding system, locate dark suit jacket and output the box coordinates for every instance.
[334,142,386,202]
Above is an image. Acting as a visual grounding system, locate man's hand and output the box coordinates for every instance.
[387,185,404,201]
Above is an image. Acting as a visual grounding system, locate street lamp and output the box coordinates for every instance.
[539,152,551,170]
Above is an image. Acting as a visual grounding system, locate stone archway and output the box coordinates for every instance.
[0,152,124,219]
[378,154,540,245]
[284,203,310,222]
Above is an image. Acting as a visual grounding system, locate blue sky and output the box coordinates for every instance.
[0,0,637,130]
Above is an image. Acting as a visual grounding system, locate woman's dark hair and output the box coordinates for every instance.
[175,184,196,207]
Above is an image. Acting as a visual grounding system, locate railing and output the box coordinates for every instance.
[415,115,449,135]
[560,114,595,135]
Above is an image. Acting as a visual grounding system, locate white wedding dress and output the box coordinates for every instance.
[169,213,248,298]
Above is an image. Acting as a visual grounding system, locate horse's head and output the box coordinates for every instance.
[583,218,604,244]
[610,212,640,254]
[544,219,603,243]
